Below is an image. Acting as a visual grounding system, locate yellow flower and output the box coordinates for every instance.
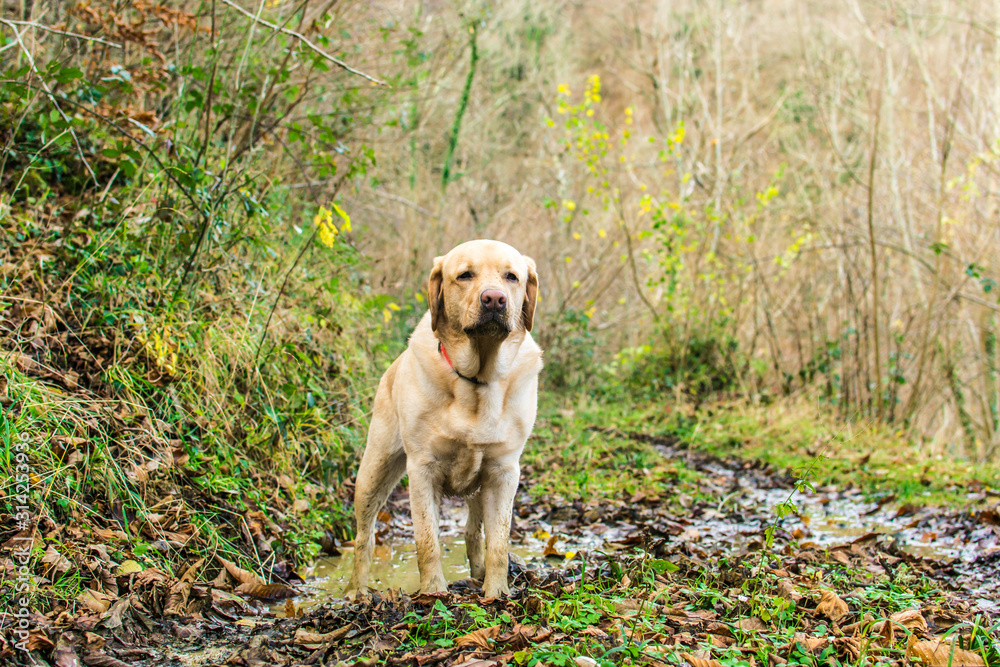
[598,228,606,238]
[564,256,573,263]
[573,232,581,240]
[563,200,576,211]
[314,206,338,247]
[558,83,570,95]
[387,303,400,311]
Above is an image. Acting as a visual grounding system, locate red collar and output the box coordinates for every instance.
[438,341,486,385]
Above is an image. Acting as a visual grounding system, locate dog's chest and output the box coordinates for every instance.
[442,385,521,448]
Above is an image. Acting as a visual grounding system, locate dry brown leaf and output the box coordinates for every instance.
[81,650,132,667]
[78,589,115,613]
[293,626,351,648]
[54,632,81,667]
[892,609,929,634]
[775,579,798,600]
[216,556,264,586]
[816,589,849,621]
[179,557,205,583]
[100,596,131,630]
[235,582,297,601]
[906,637,986,667]
[792,633,829,653]
[455,625,501,650]
[43,545,74,576]
[735,617,768,632]
[679,652,725,667]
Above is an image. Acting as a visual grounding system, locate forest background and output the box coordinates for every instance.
[2,0,999,600]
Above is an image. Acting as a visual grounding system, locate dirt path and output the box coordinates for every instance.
[11,431,999,667]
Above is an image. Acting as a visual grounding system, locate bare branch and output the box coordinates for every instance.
[0,18,123,48]
[218,0,387,86]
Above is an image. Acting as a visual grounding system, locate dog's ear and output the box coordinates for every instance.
[428,256,445,332]
[521,256,538,332]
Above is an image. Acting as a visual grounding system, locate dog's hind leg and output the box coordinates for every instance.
[343,410,405,600]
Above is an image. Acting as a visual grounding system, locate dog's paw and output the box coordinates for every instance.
[419,576,449,594]
[341,585,371,601]
[482,581,510,598]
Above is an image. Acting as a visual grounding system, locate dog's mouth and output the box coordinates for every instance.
[464,310,511,338]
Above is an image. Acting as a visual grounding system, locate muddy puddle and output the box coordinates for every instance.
[288,462,990,612]
[280,434,1000,612]
[285,500,594,613]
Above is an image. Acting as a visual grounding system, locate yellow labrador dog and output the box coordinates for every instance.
[343,240,542,599]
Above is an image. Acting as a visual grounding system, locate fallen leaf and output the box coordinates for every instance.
[43,545,74,576]
[791,633,829,653]
[114,560,143,576]
[54,632,81,667]
[891,609,929,634]
[217,556,264,586]
[293,626,351,647]
[816,589,849,621]
[735,617,768,632]
[455,625,501,650]
[906,636,986,667]
[235,582,297,601]
[680,652,724,667]
[78,589,114,613]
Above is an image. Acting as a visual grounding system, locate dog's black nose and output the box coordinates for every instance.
[480,290,507,311]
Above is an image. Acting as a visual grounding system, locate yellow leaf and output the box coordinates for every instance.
[387,303,400,311]
[332,203,351,232]
[382,309,392,323]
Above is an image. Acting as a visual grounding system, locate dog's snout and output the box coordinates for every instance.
[480,289,507,311]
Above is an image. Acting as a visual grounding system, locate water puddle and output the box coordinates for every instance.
[284,500,582,613]
[282,443,993,611]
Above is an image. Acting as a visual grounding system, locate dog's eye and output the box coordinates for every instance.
[505,272,519,283]
[457,271,473,281]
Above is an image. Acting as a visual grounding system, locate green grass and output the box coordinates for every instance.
[323,540,996,667]
[524,393,707,509]
[658,398,998,506]
[525,391,999,510]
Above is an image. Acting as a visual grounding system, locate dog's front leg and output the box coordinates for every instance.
[465,492,486,580]
[407,457,448,593]
[481,463,519,598]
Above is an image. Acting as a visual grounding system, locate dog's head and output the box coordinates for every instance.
[428,240,538,339]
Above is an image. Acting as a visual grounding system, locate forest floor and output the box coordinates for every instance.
[6,403,998,667]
